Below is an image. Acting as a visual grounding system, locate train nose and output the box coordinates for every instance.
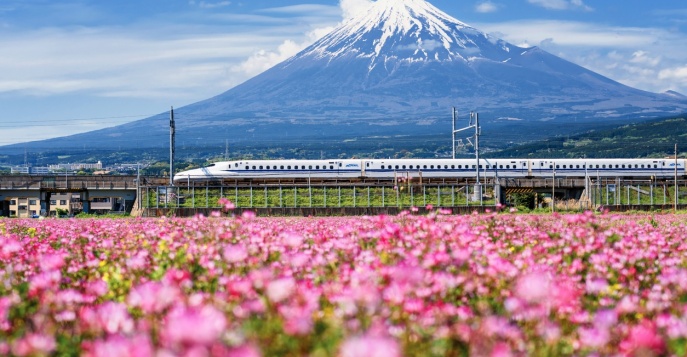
[173,169,198,182]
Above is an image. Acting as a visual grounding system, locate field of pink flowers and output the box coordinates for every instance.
[1,208,687,356]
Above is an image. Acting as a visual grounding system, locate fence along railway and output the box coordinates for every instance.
[1,173,686,217]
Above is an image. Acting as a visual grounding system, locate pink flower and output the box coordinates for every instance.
[127,281,180,314]
[0,297,13,327]
[266,277,296,303]
[585,277,609,294]
[0,236,22,259]
[85,280,109,298]
[228,344,261,357]
[82,334,153,357]
[620,321,665,355]
[515,271,551,304]
[78,302,134,335]
[11,333,56,357]
[218,197,236,211]
[163,305,227,346]
[29,271,61,294]
[491,342,513,357]
[98,302,135,334]
[281,231,304,248]
[223,244,249,264]
[579,327,610,349]
[340,335,401,357]
[40,253,66,271]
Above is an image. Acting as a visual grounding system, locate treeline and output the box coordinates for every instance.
[491,116,687,159]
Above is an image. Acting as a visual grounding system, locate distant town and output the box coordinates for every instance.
[5,161,145,175]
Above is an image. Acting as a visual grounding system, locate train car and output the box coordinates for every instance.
[173,158,687,182]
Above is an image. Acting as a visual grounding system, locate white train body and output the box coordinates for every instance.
[174,158,687,182]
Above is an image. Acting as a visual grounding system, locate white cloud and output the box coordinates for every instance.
[475,1,499,13]
[630,51,662,67]
[189,1,232,9]
[477,19,687,94]
[232,39,306,77]
[659,66,687,83]
[339,0,374,20]
[483,20,658,48]
[231,1,369,78]
[528,0,593,11]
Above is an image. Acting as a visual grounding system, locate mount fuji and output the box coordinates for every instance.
[8,0,687,153]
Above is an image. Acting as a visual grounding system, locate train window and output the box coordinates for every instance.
[634,164,638,168]
[505,165,509,169]
[576,165,580,169]
[641,164,645,168]
[472,165,476,169]
[479,165,483,169]
[245,167,249,170]
[402,165,406,169]
[602,165,606,168]
[423,165,427,169]
[252,166,256,170]
[549,165,553,169]
[309,166,312,169]
[458,165,462,169]
[366,163,369,167]
[395,165,399,169]
[315,166,319,169]
[562,165,566,169]
[330,166,334,170]
[621,165,625,168]
[408,165,413,169]
[431,165,435,169]
[287,166,291,170]
[259,166,263,170]
[654,165,657,168]
[381,165,385,169]
[235,163,238,167]
[451,165,455,169]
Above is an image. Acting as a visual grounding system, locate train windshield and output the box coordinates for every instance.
[204,164,216,168]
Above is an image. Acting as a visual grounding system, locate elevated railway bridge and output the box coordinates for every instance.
[0,174,684,217]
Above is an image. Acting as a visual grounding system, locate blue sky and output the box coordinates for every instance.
[1,0,686,146]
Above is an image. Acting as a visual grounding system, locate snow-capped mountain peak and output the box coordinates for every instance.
[298,0,513,65]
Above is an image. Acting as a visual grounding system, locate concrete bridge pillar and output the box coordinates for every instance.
[41,191,51,217]
[82,191,90,214]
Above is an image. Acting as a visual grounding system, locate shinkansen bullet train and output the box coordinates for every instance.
[173,158,686,182]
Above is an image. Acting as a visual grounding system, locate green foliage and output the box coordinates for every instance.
[147,185,498,209]
[493,116,687,158]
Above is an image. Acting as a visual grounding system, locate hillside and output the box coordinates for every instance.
[491,115,687,158]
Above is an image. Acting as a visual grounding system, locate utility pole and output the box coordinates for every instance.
[452,107,456,159]
[552,162,556,213]
[473,112,480,197]
[452,110,481,201]
[170,107,175,186]
[675,144,678,212]
[225,139,229,161]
